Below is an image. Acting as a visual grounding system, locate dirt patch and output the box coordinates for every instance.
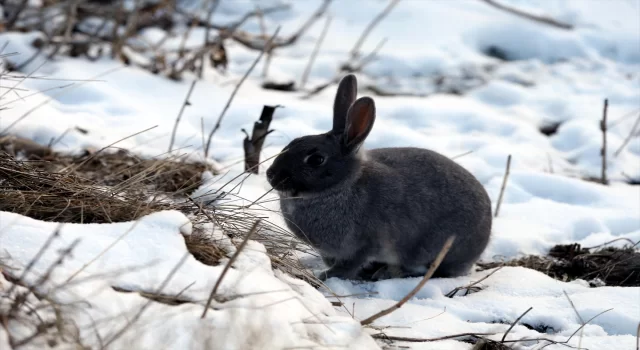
[478,242,640,287]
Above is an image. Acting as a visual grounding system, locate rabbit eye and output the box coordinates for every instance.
[304,153,326,167]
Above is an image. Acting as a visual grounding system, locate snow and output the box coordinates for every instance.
[0,210,376,349]
[1,0,640,349]
[323,267,639,349]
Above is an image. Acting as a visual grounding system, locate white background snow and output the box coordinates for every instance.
[1,0,639,349]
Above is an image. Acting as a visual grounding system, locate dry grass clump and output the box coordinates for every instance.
[478,242,640,287]
[194,201,322,288]
[182,225,227,267]
[39,150,208,194]
[0,151,172,223]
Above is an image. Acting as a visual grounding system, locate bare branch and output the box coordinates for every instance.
[494,154,511,218]
[302,37,387,99]
[243,105,280,174]
[371,332,495,342]
[501,306,533,342]
[5,0,30,29]
[202,220,260,318]
[300,15,332,89]
[479,0,573,30]
[614,112,640,157]
[360,236,455,325]
[350,0,401,59]
[169,80,197,153]
[204,26,281,159]
[601,99,609,184]
[230,0,332,51]
[102,252,190,348]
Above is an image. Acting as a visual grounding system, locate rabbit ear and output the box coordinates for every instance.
[333,74,358,133]
[344,97,375,152]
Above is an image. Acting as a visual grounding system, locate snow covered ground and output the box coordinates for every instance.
[1,0,639,349]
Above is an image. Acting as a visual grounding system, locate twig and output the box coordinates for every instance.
[47,0,81,59]
[168,80,197,152]
[501,306,533,342]
[451,150,473,160]
[300,15,332,90]
[302,37,387,99]
[350,0,401,59]
[360,236,455,325]
[59,125,158,173]
[0,59,48,101]
[229,0,331,51]
[112,0,143,61]
[243,105,280,174]
[608,109,639,128]
[521,308,614,349]
[199,0,220,78]
[201,220,260,318]
[6,224,62,295]
[614,112,640,157]
[563,291,585,349]
[584,237,636,250]
[600,99,608,184]
[494,154,511,218]
[5,0,30,29]
[261,47,274,80]
[0,66,122,136]
[65,220,143,283]
[177,0,210,57]
[479,0,573,30]
[204,27,281,158]
[445,266,503,298]
[255,5,267,37]
[102,252,190,349]
[371,332,495,342]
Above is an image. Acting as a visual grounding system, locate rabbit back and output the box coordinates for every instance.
[361,147,492,276]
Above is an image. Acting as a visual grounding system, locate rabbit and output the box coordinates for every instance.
[266,74,492,281]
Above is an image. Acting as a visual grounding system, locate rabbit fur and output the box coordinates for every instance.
[266,74,492,281]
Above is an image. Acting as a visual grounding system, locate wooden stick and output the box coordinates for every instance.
[168,80,197,153]
[501,306,532,342]
[243,105,280,174]
[359,236,455,325]
[494,154,511,218]
[201,220,260,318]
[371,332,495,342]
[350,0,401,59]
[199,0,221,78]
[300,15,332,90]
[480,0,573,30]
[601,99,608,184]
[204,27,281,159]
[614,112,640,157]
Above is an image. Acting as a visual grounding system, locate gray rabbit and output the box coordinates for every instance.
[266,74,492,281]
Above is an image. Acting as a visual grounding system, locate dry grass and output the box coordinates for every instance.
[199,198,322,288]
[478,242,640,287]
[0,151,172,223]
